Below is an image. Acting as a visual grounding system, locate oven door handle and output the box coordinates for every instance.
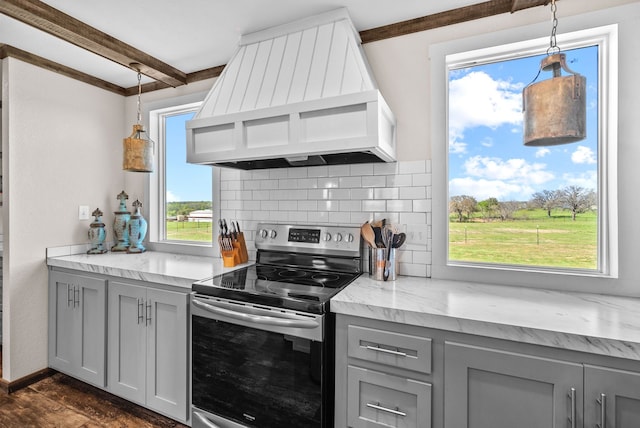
[192,299,320,329]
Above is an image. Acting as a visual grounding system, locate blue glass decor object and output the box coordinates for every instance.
[111,190,131,252]
[127,199,148,253]
[87,208,107,254]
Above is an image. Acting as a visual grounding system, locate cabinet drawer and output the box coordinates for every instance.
[347,365,431,428]
[348,325,432,374]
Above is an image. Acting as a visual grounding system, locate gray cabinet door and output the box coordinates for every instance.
[145,287,188,421]
[444,341,583,428]
[48,271,106,387]
[585,364,640,428]
[107,280,147,405]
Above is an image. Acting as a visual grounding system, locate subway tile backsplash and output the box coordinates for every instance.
[220,160,432,278]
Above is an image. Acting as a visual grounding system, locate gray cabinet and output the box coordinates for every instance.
[584,365,640,427]
[445,342,640,428]
[48,270,106,387]
[337,316,433,428]
[444,341,583,428]
[107,280,188,422]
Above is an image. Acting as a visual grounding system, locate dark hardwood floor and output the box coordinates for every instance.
[0,350,188,428]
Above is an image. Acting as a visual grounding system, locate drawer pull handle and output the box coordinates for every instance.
[366,402,407,417]
[365,345,407,357]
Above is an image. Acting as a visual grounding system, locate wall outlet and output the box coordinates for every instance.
[79,205,90,220]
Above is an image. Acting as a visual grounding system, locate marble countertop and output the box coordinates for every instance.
[46,251,246,289]
[331,275,640,361]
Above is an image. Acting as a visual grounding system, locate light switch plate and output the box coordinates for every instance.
[79,205,90,220]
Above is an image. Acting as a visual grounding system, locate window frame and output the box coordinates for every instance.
[430,22,618,288]
[146,93,221,257]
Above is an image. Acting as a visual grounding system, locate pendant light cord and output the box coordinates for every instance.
[547,0,560,55]
[136,71,142,124]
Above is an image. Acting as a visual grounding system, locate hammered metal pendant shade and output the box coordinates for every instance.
[523,53,586,147]
[123,124,154,172]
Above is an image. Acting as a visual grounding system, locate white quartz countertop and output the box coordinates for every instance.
[46,251,246,289]
[332,275,640,361]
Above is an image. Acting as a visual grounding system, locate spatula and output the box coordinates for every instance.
[361,222,377,248]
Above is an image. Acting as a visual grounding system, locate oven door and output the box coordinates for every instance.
[191,294,328,428]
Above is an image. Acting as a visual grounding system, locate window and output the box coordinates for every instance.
[448,45,598,271]
[431,23,618,285]
[147,96,219,256]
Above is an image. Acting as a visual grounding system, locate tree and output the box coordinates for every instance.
[530,189,560,217]
[559,186,595,220]
[478,197,499,220]
[497,201,519,221]
[450,195,477,222]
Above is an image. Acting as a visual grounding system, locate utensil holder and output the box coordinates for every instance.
[369,247,398,281]
[221,248,241,267]
[236,232,249,263]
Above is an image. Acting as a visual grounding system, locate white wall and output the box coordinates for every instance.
[2,57,125,381]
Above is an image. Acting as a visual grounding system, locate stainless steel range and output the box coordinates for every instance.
[191,223,362,428]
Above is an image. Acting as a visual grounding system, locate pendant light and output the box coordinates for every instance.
[522,0,586,147]
[123,64,154,172]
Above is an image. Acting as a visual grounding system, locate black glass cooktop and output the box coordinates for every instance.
[192,263,360,314]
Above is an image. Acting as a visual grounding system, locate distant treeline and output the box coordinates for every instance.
[167,201,212,218]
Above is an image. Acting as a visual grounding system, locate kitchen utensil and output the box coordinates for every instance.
[361,222,377,248]
[373,226,385,248]
[383,230,394,281]
[392,232,406,248]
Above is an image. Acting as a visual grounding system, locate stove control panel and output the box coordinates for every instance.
[256,223,361,257]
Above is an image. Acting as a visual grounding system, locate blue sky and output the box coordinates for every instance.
[448,45,598,202]
[165,111,212,202]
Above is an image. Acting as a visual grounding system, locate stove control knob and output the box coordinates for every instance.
[269,229,277,239]
[346,233,355,243]
[259,229,268,239]
[324,232,332,242]
[334,233,343,242]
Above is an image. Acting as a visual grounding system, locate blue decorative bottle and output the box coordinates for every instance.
[87,208,107,254]
[127,199,148,253]
[111,190,131,252]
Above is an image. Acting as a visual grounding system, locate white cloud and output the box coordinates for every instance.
[166,190,180,202]
[481,137,494,148]
[449,140,467,154]
[463,156,554,185]
[571,145,596,164]
[535,148,550,158]
[448,71,523,138]
[450,177,532,201]
[562,170,597,190]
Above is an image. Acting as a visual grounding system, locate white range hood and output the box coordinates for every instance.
[186,8,396,170]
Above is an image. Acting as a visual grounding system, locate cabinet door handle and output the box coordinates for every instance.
[365,345,407,357]
[67,284,73,307]
[145,301,152,326]
[568,387,576,428]
[74,286,80,308]
[597,393,606,428]
[137,298,144,324]
[366,402,407,417]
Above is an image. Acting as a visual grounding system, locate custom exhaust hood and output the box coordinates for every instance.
[186,8,396,170]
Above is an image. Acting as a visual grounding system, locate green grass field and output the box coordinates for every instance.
[166,221,212,242]
[449,209,597,269]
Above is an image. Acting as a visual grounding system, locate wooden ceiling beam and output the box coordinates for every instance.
[511,0,551,13]
[359,0,553,44]
[0,0,187,87]
[0,43,127,95]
